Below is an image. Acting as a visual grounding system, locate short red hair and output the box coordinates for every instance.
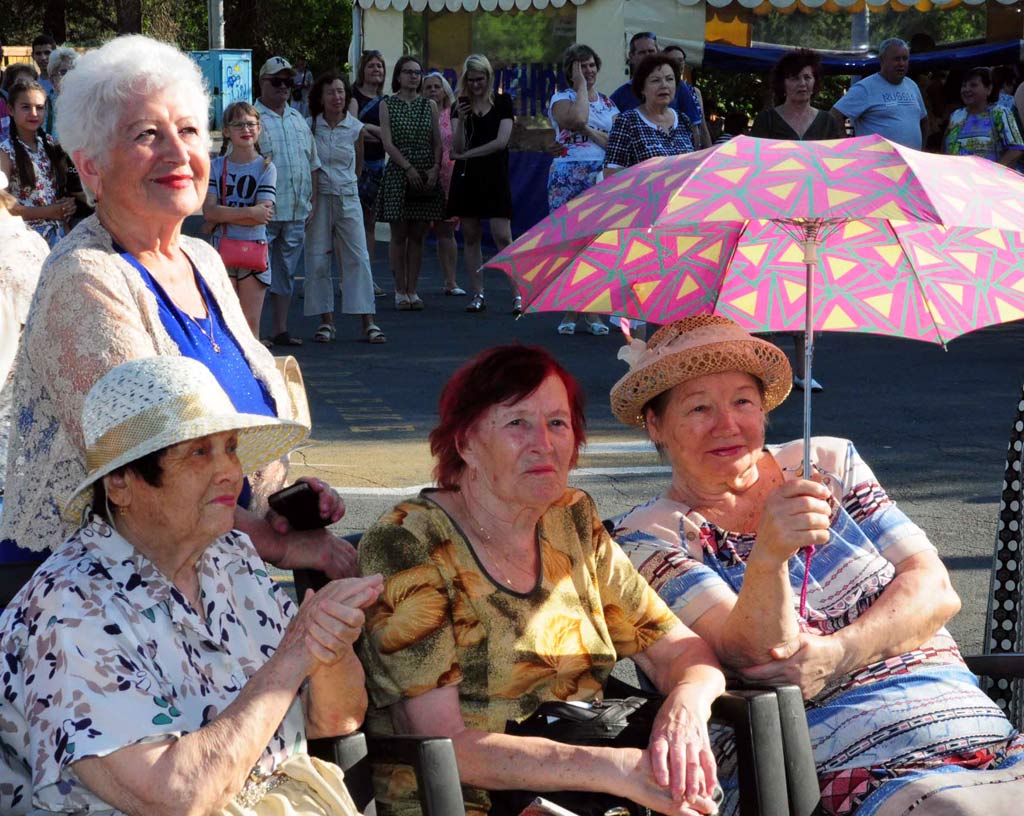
[430,345,587,490]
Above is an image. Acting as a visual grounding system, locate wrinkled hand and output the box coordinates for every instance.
[753,479,832,565]
[279,574,384,673]
[615,748,718,816]
[647,683,719,808]
[265,478,356,578]
[740,631,847,699]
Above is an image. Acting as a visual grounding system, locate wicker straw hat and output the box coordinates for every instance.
[610,315,793,427]
[63,356,309,522]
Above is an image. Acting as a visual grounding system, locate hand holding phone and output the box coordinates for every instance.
[268,482,330,531]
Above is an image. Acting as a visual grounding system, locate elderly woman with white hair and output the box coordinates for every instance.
[0,355,381,814]
[0,35,357,579]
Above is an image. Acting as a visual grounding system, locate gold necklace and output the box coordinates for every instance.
[189,293,221,353]
[461,495,534,589]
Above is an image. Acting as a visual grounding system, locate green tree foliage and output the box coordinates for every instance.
[2,0,352,79]
[751,6,986,51]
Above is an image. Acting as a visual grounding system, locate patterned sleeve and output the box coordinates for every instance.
[994,106,1024,150]
[576,493,679,657]
[257,160,277,203]
[816,437,933,565]
[604,112,634,168]
[207,155,222,197]
[357,502,463,708]
[6,588,196,791]
[613,523,736,628]
[25,250,159,452]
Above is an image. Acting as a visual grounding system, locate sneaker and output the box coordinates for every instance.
[793,375,824,393]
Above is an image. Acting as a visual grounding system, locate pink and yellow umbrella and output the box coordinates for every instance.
[489,134,1024,468]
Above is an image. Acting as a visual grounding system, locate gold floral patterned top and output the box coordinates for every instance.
[357,488,679,815]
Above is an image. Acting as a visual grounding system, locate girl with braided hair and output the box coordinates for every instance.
[0,80,73,247]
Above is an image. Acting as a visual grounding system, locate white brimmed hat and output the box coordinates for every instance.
[610,315,793,427]
[259,56,295,78]
[63,356,309,522]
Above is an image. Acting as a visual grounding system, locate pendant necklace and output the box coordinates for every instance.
[190,292,221,353]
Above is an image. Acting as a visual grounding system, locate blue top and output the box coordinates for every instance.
[120,247,277,508]
[610,80,702,126]
[833,73,927,150]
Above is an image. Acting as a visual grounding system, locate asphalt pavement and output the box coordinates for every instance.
[254,233,1024,656]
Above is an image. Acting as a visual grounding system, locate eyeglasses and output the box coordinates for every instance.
[265,76,294,89]
[401,68,422,76]
[230,121,259,130]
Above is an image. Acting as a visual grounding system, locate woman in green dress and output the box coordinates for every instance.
[377,55,444,311]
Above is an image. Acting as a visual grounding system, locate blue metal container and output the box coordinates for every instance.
[188,49,253,131]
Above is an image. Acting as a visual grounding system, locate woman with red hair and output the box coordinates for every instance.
[357,344,725,816]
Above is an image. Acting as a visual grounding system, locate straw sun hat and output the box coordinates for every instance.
[610,315,793,428]
[63,356,309,523]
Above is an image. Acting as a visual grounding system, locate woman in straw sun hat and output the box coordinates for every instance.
[0,34,356,581]
[0,356,382,815]
[609,315,1024,816]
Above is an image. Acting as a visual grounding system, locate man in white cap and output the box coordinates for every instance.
[254,56,321,346]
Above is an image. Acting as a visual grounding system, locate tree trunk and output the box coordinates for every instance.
[116,0,143,35]
[43,0,67,43]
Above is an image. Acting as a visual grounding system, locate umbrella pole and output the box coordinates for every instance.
[801,223,820,476]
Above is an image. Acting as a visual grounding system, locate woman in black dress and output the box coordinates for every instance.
[749,49,841,393]
[447,54,517,314]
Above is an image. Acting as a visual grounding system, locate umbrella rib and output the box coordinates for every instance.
[888,223,950,350]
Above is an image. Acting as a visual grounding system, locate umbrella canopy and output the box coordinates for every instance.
[489,135,1024,343]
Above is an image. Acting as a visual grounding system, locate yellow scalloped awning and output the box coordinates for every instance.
[688,0,1005,10]
[356,0,586,10]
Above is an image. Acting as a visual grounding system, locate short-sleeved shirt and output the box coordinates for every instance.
[548,88,619,162]
[208,155,276,242]
[357,488,679,816]
[612,437,1014,776]
[308,113,363,195]
[253,100,321,222]
[604,107,694,169]
[833,73,928,149]
[610,80,702,126]
[0,519,304,813]
[945,105,1024,162]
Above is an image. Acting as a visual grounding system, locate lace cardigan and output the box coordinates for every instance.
[0,215,291,552]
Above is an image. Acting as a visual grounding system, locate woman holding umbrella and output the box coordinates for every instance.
[610,315,1024,816]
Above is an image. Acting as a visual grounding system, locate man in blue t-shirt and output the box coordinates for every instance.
[832,38,928,150]
[610,32,703,149]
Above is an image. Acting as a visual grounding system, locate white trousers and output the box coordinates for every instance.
[303,192,375,317]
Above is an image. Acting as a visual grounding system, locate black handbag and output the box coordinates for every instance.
[489,696,662,816]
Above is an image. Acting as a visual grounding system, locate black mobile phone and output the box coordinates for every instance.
[268,482,329,531]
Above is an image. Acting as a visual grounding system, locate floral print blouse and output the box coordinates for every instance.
[356,488,680,815]
[0,215,291,554]
[0,518,304,814]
